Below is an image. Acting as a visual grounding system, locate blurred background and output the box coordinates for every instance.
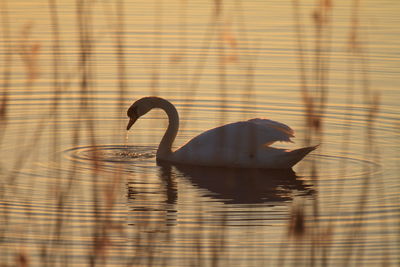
[0,0,399,266]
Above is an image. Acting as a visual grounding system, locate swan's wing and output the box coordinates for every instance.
[173,118,295,165]
[246,118,294,144]
[178,118,295,153]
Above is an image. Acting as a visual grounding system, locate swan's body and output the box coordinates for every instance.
[127,97,317,169]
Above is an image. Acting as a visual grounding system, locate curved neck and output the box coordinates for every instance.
[153,98,179,160]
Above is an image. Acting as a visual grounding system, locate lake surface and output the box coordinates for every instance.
[1,0,399,266]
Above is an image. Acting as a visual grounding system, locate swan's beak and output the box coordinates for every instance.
[126,117,137,130]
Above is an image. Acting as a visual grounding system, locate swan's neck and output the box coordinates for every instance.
[155,98,179,160]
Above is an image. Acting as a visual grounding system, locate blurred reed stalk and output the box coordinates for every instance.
[75,0,103,265]
[288,0,327,265]
[115,0,127,121]
[4,24,42,185]
[2,25,43,230]
[213,2,230,264]
[0,7,9,247]
[292,0,332,148]
[235,0,258,120]
[0,0,11,198]
[340,1,387,263]
[287,0,388,266]
[48,0,62,173]
[215,0,228,159]
[42,0,74,265]
[179,0,218,129]
[334,0,358,212]
[0,0,11,130]
[1,3,47,263]
[177,0,188,95]
[150,0,163,95]
[76,1,129,265]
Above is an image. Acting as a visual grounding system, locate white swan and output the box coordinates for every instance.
[126,97,317,169]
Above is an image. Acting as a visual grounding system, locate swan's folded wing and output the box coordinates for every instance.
[174,119,295,164]
[181,119,295,152]
[246,118,294,144]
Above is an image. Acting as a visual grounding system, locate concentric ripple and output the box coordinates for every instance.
[63,144,381,179]
[65,145,157,163]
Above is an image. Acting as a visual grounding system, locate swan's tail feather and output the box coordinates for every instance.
[288,145,318,167]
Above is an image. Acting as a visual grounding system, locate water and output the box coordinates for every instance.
[1,0,399,266]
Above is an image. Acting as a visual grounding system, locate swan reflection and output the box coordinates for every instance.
[127,163,313,228]
[159,163,313,205]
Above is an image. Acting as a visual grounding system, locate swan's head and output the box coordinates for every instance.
[126,97,154,130]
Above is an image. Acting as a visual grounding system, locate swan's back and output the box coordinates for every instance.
[172,119,306,168]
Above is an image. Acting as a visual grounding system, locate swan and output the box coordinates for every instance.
[126,96,317,169]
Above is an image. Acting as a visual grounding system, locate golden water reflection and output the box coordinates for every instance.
[0,0,399,266]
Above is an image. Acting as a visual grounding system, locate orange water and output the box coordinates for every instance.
[0,0,399,266]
